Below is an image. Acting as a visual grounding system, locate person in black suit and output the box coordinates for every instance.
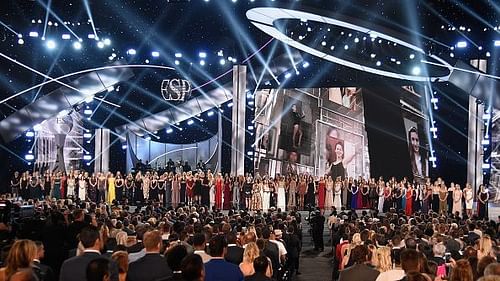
[126,230,173,281]
[261,229,280,280]
[33,241,55,281]
[244,256,273,281]
[284,226,300,277]
[165,244,189,281]
[338,245,380,281]
[466,223,480,245]
[66,209,88,250]
[59,226,118,281]
[225,232,244,265]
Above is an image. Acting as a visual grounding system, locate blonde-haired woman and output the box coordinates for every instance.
[115,231,128,246]
[376,247,392,273]
[340,233,362,269]
[0,239,37,281]
[239,242,272,277]
[478,235,495,260]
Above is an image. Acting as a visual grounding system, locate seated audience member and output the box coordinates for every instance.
[192,233,211,263]
[338,245,380,281]
[86,258,112,281]
[9,269,38,281]
[166,245,188,281]
[484,262,500,277]
[204,235,244,281]
[60,226,118,281]
[181,254,205,281]
[239,242,271,278]
[225,232,244,265]
[126,230,172,281]
[244,256,273,281]
[32,241,55,281]
[430,243,446,266]
[111,251,128,281]
[478,256,497,279]
[448,259,474,281]
[0,240,37,281]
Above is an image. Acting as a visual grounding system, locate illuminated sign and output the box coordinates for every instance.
[161,79,191,101]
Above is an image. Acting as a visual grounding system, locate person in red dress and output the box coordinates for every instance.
[60,172,67,199]
[405,184,413,216]
[223,174,232,210]
[215,173,223,210]
[318,176,326,210]
[356,178,364,209]
[186,173,194,205]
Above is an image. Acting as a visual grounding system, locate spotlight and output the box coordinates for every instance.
[219,59,226,65]
[302,61,309,68]
[122,145,127,150]
[199,52,207,58]
[166,128,173,134]
[409,54,415,59]
[127,49,136,55]
[174,60,180,65]
[344,45,349,50]
[46,40,56,49]
[412,66,421,75]
[175,53,182,58]
[97,41,105,48]
[84,109,92,115]
[376,61,381,66]
[321,41,326,46]
[83,155,92,161]
[486,52,491,57]
[62,34,71,40]
[354,38,359,43]
[370,53,376,58]
[25,131,35,137]
[227,102,233,107]
[494,40,500,47]
[187,119,194,125]
[151,51,160,57]
[145,136,151,141]
[88,34,95,39]
[73,41,82,50]
[284,72,292,79]
[25,154,35,161]
[103,38,111,45]
[450,53,454,57]
[83,133,92,138]
[29,31,39,37]
[456,41,467,48]
[18,38,24,45]
[107,86,115,92]
[200,60,205,66]
[207,111,214,117]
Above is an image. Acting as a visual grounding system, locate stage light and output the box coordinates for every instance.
[430,127,437,132]
[494,40,500,46]
[18,38,24,45]
[354,38,359,43]
[145,136,151,141]
[187,119,194,125]
[26,131,35,137]
[486,52,491,57]
[83,155,92,160]
[25,154,35,161]
[122,144,127,150]
[431,97,438,103]
[370,53,376,58]
[450,53,454,57]
[478,46,483,50]
[248,101,254,106]
[85,96,94,103]
[482,139,490,145]
[84,109,92,115]
[62,34,71,40]
[227,102,233,107]
[207,111,214,117]
[88,34,95,39]
[376,61,381,66]
[200,60,205,66]
[127,49,136,55]
[103,38,111,46]
[199,52,207,58]
[412,66,421,75]
[97,41,105,48]
[482,163,490,169]
[73,41,82,50]
[84,133,92,138]
[409,54,415,59]
[151,51,160,57]
[46,40,56,49]
[302,61,309,68]
[219,58,226,65]
[321,41,326,46]
[284,72,292,79]
[232,0,237,2]
[174,60,180,65]
[175,52,182,58]
[248,126,254,130]
[29,31,39,37]
[247,151,254,156]
[344,45,349,50]
[456,41,467,48]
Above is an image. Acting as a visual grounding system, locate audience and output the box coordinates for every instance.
[204,235,244,281]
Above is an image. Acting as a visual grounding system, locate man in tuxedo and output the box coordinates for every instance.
[193,233,212,263]
[66,209,88,250]
[127,230,173,281]
[225,232,243,265]
[59,226,118,281]
[165,244,188,281]
[338,245,379,281]
[33,241,54,281]
[244,256,273,281]
[205,235,244,281]
[261,228,280,280]
[466,223,480,245]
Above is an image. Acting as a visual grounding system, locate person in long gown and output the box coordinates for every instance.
[52,173,61,199]
[377,181,385,213]
[232,176,240,209]
[438,183,448,215]
[333,177,342,210]
[87,173,97,202]
[208,172,216,210]
[78,173,87,200]
[277,177,286,211]
[477,184,489,220]
[432,182,440,213]
[223,175,232,210]
[60,173,66,199]
[405,185,413,216]
[66,174,76,199]
[422,183,432,214]
[143,172,151,202]
[158,173,166,205]
[383,183,392,212]
[165,173,173,207]
[324,176,334,211]
[288,177,297,210]
[172,174,180,208]
[360,180,369,209]
[184,173,193,206]
[124,173,135,203]
[251,179,263,211]
[464,183,474,217]
[318,177,326,210]
[346,178,353,209]
[401,184,407,212]
[413,183,422,213]
[107,172,116,204]
[350,180,359,210]
[305,176,316,208]
[150,172,159,202]
[262,179,271,211]
[134,172,144,205]
[447,183,455,215]
[356,179,363,209]
[180,173,187,205]
[298,176,307,210]
[215,173,223,210]
[452,184,463,216]
[202,173,211,207]
[115,172,124,203]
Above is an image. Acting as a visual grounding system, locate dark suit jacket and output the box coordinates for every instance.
[126,253,173,281]
[244,273,273,281]
[127,242,144,253]
[338,264,380,281]
[263,240,280,279]
[32,260,55,281]
[225,245,244,265]
[59,251,118,281]
[466,231,480,245]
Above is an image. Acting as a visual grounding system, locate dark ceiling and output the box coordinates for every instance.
[0,0,498,131]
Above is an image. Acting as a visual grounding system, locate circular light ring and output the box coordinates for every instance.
[246,7,453,82]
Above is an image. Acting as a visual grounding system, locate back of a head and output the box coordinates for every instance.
[479,276,500,281]
[167,245,188,271]
[208,235,227,257]
[143,230,162,252]
[401,249,420,273]
[253,256,269,274]
[80,226,100,249]
[485,262,500,277]
[6,240,37,278]
[432,243,446,257]
[350,245,369,264]
[243,242,259,263]
[181,254,204,281]
[478,256,497,277]
[226,232,237,245]
[86,258,111,281]
[450,259,473,281]
[111,251,129,274]
[192,233,206,248]
[262,228,271,240]
[405,238,417,250]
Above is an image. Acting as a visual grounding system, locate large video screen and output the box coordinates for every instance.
[253,87,369,179]
[491,108,499,201]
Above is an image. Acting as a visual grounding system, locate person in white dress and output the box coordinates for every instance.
[452,184,463,216]
[333,177,342,210]
[78,173,87,200]
[67,174,76,198]
[464,183,474,217]
[377,181,385,213]
[262,179,271,211]
[325,176,334,211]
[277,177,286,211]
[209,173,215,210]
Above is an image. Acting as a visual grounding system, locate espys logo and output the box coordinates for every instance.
[161,79,191,101]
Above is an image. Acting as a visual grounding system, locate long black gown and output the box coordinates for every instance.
[306,181,316,207]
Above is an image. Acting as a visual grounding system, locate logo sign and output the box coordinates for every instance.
[161,79,192,101]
